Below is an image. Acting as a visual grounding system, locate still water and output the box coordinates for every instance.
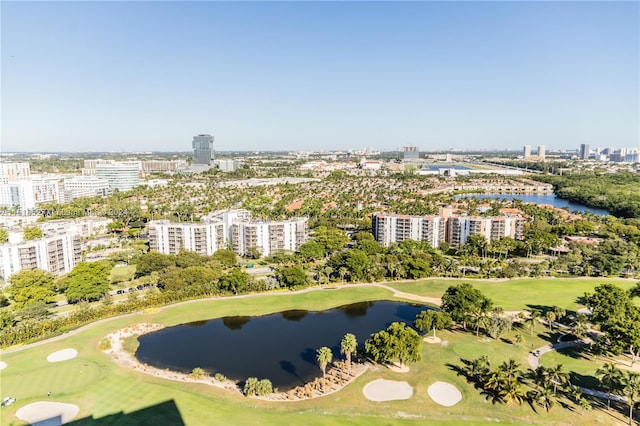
[456,193,609,216]
[135,301,428,390]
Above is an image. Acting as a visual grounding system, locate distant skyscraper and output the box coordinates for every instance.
[537,145,546,160]
[403,146,420,160]
[523,145,531,159]
[579,144,589,160]
[192,134,215,165]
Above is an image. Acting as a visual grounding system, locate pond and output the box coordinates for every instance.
[135,300,428,390]
[455,193,609,216]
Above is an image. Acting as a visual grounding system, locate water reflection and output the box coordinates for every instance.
[281,310,308,322]
[222,316,251,331]
[340,301,374,318]
[136,301,428,390]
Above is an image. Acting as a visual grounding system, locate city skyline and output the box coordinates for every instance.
[2,1,638,152]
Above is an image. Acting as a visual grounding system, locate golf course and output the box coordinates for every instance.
[0,277,637,425]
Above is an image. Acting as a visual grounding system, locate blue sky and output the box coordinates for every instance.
[1,1,638,152]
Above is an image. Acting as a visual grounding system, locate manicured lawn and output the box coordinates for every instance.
[109,265,136,284]
[0,282,633,425]
[388,277,637,311]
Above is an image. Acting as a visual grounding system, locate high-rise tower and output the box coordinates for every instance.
[192,134,214,165]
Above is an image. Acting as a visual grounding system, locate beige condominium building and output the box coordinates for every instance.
[373,212,524,247]
[149,210,308,258]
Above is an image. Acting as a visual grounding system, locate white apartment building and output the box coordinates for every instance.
[38,217,112,238]
[372,213,446,248]
[373,212,524,247]
[63,176,110,200]
[148,210,308,258]
[149,220,226,256]
[0,233,82,280]
[232,218,308,257]
[0,162,31,181]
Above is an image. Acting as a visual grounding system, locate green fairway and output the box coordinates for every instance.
[387,277,637,311]
[0,280,633,425]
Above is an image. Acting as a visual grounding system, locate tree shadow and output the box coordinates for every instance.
[279,360,305,386]
[69,399,185,425]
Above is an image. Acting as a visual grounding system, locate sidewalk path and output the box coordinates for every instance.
[1,282,436,355]
[528,334,626,403]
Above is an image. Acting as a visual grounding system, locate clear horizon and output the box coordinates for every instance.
[2,1,639,153]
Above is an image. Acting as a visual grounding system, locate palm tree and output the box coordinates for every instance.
[340,333,357,376]
[573,313,590,338]
[316,346,333,391]
[338,267,348,283]
[553,306,566,322]
[526,310,541,336]
[500,376,526,406]
[548,364,569,394]
[498,359,521,381]
[596,363,622,411]
[528,366,551,391]
[621,371,640,425]
[468,356,491,383]
[533,385,556,412]
[578,397,592,416]
[545,311,556,332]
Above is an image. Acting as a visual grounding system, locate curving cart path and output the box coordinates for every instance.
[528,332,626,404]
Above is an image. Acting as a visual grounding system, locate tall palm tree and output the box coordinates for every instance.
[545,311,556,332]
[621,371,640,425]
[578,397,592,416]
[528,366,551,391]
[316,346,333,391]
[533,384,556,412]
[548,364,569,394]
[498,359,521,381]
[340,333,357,376]
[596,362,622,411]
[526,310,541,336]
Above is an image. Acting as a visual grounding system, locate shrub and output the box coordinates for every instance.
[122,336,140,354]
[191,367,205,379]
[214,373,226,381]
[243,377,259,396]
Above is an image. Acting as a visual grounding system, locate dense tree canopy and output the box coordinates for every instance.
[365,321,422,367]
[61,261,112,303]
[441,283,493,329]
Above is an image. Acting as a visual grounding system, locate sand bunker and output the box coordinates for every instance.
[423,336,442,344]
[16,401,79,426]
[0,361,7,370]
[363,379,413,402]
[428,381,462,407]
[47,349,78,363]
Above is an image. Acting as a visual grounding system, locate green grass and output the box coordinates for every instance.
[387,277,637,311]
[0,280,633,425]
[109,265,136,284]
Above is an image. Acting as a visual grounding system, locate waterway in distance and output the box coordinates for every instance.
[455,193,609,216]
[135,301,428,391]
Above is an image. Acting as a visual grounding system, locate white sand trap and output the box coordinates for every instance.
[16,401,79,426]
[0,361,7,370]
[428,381,462,407]
[47,349,78,363]
[423,336,442,344]
[363,379,413,402]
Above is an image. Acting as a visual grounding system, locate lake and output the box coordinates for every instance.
[455,193,609,216]
[135,300,428,390]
